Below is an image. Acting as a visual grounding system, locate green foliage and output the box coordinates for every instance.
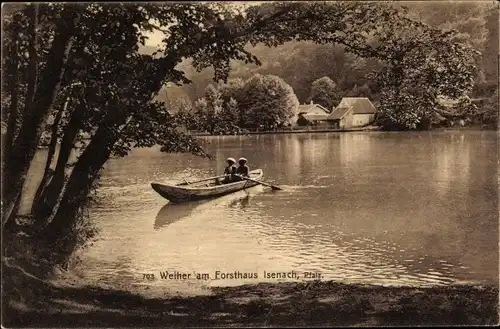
[347,84,373,99]
[479,90,499,127]
[156,2,483,130]
[188,73,300,130]
[308,76,339,111]
[150,2,408,103]
[111,100,209,158]
[370,12,479,130]
[222,97,241,127]
[481,8,499,83]
[3,0,480,165]
[218,78,246,104]
[238,74,299,128]
[403,1,497,85]
[204,84,223,112]
[187,87,243,135]
[376,90,427,130]
[2,1,484,262]
[157,87,192,114]
[451,97,479,119]
[173,42,384,104]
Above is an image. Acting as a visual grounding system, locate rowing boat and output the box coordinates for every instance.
[151,169,263,203]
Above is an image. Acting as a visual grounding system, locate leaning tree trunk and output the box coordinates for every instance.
[40,54,184,262]
[29,34,91,223]
[21,4,39,130]
[31,101,85,223]
[4,4,38,166]
[42,100,127,241]
[31,103,66,216]
[41,113,124,264]
[2,20,75,228]
[3,21,20,168]
[3,193,22,233]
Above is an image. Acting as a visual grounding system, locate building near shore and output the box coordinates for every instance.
[327,106,354,129]
[327,97,377,128]
[296,101,330,126]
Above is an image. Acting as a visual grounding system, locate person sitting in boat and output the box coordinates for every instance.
[219,157,237,184]
[235,157,250,181]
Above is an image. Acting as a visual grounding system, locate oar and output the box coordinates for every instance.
[237,175,282,191]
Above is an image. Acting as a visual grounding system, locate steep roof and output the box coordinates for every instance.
[328,106,353,120]
[336,97,376,114]
[297,103,329,114]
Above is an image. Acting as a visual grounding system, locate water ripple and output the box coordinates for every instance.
[62,132,497,297]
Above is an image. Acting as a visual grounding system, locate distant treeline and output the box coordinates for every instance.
[150,1,498,129]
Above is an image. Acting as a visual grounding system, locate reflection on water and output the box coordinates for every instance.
[32,131,497,297]
[154,202,202,229]
[228,193,251,209]
[154,192,255,230]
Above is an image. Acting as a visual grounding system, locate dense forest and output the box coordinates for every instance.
[152,1,498,128]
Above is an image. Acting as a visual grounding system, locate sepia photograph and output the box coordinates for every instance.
[1,0,499,327]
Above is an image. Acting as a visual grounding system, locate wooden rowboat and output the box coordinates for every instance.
[151,169,263,203]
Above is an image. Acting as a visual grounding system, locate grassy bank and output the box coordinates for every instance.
[3,260,498,327]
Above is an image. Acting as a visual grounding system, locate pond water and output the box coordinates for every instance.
[26,131,498,297]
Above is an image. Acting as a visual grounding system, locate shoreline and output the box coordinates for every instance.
[190,125,496,137]
[32,126,496,149]
[191,126,381,136]
[3,264,498,327]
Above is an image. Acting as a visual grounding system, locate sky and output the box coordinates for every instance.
[144,29,165,47]
[142,1,266,47]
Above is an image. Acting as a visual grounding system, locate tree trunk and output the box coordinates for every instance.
[31,101,84,222]
[21,4,39,126]
[4,192,22,233]
[40,55,182,231]
[42,107,126,232]
[41,104,137,264]
[2,19,75,229]
[3,23,20,167]
[31,102,66,216]
[39,52,188,262]
[5,4,39,164]
[29,32,93,222]
[42,118,121,259]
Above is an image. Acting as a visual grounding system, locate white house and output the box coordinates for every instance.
[296,101,330,124]
[327,97,377,128]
